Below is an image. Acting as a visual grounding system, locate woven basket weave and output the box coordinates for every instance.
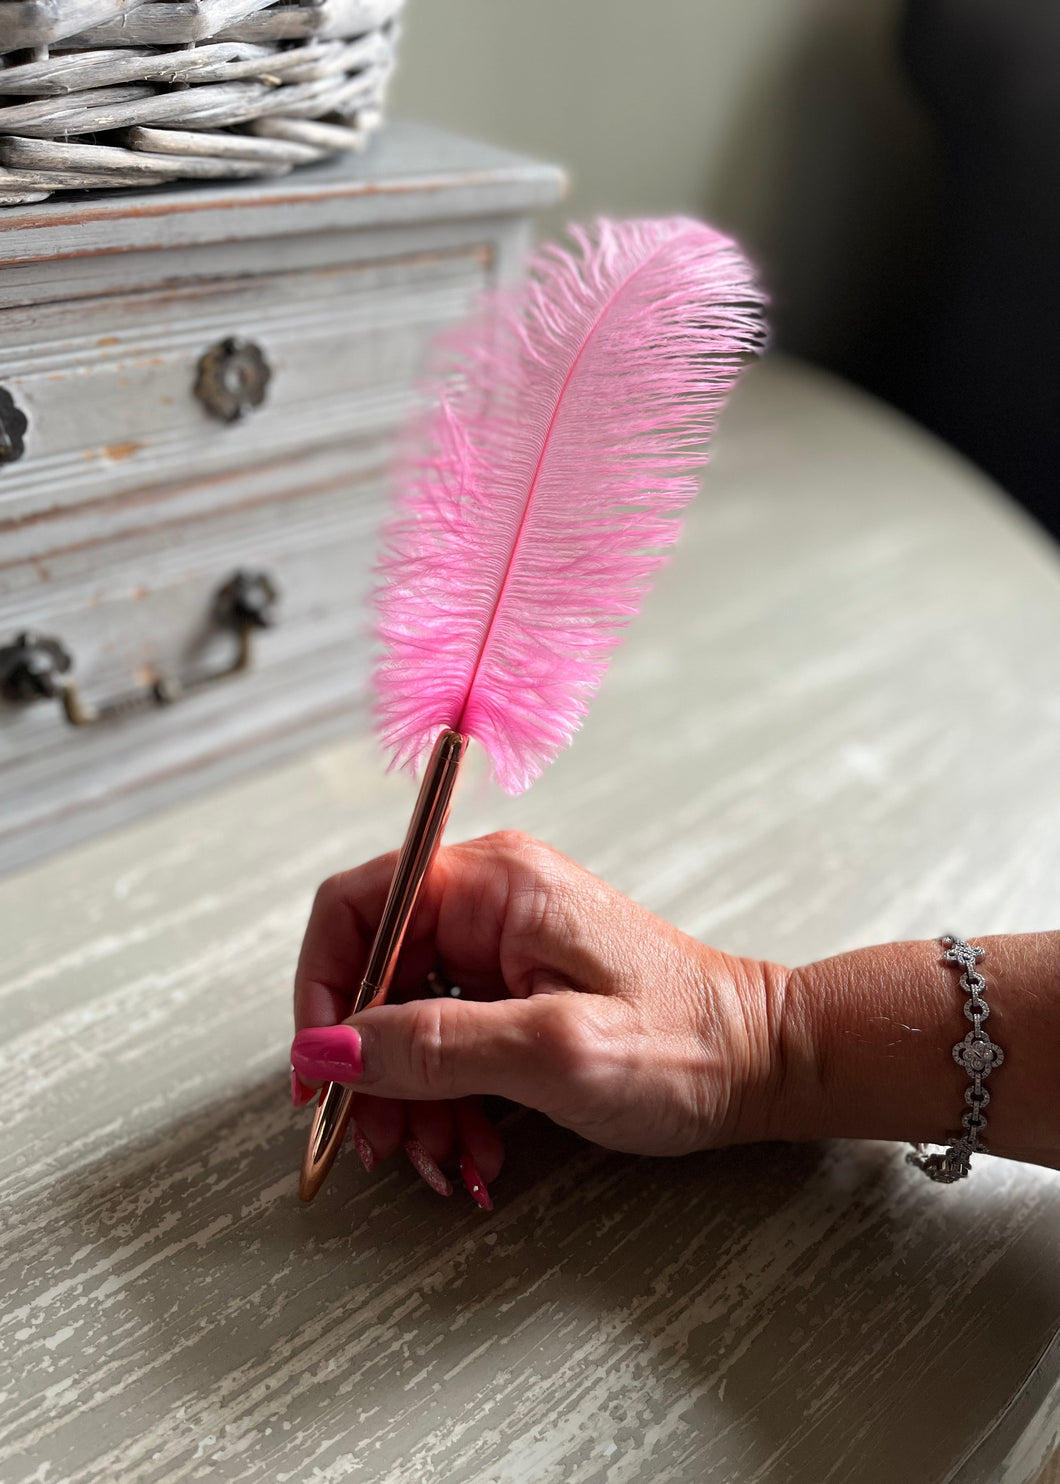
[0,0,404,204]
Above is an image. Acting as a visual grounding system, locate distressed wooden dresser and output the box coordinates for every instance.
[0,121,564,873]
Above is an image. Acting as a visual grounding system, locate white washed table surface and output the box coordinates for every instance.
[3,356,1060,1484]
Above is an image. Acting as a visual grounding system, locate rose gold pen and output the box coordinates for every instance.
[298,728,468,1202]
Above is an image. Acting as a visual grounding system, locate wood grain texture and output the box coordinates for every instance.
[0,247,491,524]
[0,122,567,288]
[3,357,1060,1482]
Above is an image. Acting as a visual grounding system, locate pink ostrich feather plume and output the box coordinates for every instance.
[373,216,767,794]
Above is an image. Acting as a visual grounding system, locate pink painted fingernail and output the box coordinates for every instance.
[290,1068,316,1107]
[404,1139,452,1197]
[459,1154,493,1212]
[350,1121,376,1174]
[290,1025,362,1083]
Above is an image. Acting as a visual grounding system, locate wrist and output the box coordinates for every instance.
[699,949,801,1148]
[765,933,1060,1165]
[761,939,959,1147]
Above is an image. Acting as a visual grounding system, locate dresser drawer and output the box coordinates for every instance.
[0,245,488,527]
[0,441,387,867]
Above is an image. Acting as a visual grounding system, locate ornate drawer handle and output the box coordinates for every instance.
[195,337,271,423]
[0,570,279,727]
[0,386,28,467]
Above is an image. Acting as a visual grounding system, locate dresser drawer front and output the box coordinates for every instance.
[0,442,385,865]
[0,244,488,529]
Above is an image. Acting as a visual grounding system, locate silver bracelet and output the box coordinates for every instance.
[907,936,1005,1184]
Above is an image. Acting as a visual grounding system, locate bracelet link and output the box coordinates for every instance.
[907,936,1005,1184]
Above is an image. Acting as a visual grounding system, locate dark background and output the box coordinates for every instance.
[393,0,1059,540]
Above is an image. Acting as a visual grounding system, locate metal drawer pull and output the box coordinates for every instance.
[0,570,279,727]
[0,386,28,466]
[195,337,271,423]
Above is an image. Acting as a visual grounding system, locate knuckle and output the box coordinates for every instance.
[311,874,343,915]
[477,832,569,922]
[531,997,606,1087]
[404,999,454,1097]
[482,829,550,867]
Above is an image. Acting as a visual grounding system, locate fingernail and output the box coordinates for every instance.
[290,1025,362,1084]
[459,1154,493,1212]
[290,1068,316,1107]
[350,1121,376,1174]
[404,1138,452,1197]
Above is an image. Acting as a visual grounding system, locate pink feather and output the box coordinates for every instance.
[373,216,767,794]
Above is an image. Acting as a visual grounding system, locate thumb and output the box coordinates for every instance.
[290,991,594,1110]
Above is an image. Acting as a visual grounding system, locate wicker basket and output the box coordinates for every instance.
[0,0,405,204]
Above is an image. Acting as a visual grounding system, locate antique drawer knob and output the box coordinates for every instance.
[194,337,271,423]
[0,569,279,728]
[0,386,28,466]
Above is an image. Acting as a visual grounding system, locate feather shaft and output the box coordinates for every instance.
[452,236,674,732]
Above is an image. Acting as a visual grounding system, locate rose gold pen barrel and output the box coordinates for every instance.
[298,729,468,1202]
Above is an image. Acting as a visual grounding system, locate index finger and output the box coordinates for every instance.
[294,850,399,1030]
[294,833,531,1031]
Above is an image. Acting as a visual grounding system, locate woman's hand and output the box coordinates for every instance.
[291,831,788,1206]
[293,830,1060,1199]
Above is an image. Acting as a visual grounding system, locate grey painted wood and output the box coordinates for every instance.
[0,123,563,873]
[0,122,566,299]
[0,248,491,523]
[2,356,1060,1482]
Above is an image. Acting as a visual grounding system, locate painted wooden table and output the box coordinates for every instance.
[3,356,1060,1484]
